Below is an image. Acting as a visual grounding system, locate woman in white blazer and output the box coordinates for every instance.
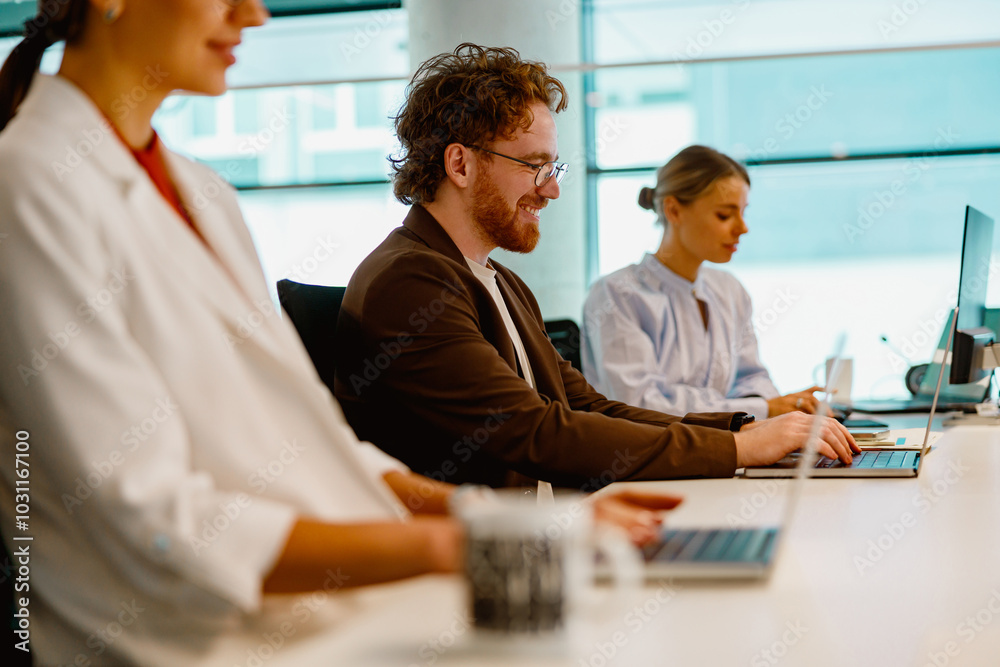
[0,2,679,664]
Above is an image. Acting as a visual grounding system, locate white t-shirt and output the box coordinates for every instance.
[465,257,536,389]
[465,257,555,501]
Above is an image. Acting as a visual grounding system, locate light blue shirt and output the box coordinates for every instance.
[581,253,778,420]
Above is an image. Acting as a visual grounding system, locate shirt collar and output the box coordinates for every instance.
[638,252,707,295]
[465,256,497,280]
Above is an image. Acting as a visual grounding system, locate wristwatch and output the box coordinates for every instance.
[730,413,755,431]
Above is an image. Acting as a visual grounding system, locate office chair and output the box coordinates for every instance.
[276,279,346,393]
[544,319,582,372]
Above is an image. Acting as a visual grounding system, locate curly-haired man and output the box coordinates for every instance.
[334,44,857,490]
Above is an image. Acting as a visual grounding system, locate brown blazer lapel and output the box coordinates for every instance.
[402,206,521,375]
[494,272,568,405]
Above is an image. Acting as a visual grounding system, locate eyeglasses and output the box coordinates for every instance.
[467,146,569,187]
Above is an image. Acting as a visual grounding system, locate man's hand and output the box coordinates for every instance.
[733,412,859,468]
[767,386,830,416]
[592,490,684,545]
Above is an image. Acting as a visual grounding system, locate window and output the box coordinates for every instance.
[150,8,409,290]
[589,0,1000,65]
[586,43,1000,399]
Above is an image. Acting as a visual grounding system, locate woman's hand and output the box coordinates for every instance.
[767,386,829,416]
[591,489,684,545]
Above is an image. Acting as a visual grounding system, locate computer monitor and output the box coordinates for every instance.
[938,206,994,388]
[849,206,993,414]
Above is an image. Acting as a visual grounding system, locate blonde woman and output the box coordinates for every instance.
[583,145,823,421]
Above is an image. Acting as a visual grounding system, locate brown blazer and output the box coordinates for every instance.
[334,205,739,488]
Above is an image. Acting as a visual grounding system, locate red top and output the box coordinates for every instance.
[104,117,205,244]
[128,133,195,228]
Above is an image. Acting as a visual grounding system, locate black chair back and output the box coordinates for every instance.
[276,279,346,392]
[544,319,582,372]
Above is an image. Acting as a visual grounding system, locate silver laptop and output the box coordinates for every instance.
[639,337,849,580]
[743,309,955,479]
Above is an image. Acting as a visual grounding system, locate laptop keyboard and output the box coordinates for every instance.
[815,450,919,469]
[643,528,778,564]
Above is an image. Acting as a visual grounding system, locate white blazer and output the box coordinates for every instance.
[0,75,408,666]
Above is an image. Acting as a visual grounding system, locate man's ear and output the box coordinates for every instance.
[442,143,474,189]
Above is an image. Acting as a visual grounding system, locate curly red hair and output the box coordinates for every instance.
[390,43,568,205]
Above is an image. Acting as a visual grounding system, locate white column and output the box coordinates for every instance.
[404,0,588,322]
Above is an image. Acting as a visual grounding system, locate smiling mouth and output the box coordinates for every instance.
[209,42,240,65]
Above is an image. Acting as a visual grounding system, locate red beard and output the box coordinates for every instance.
[471,171,542,254]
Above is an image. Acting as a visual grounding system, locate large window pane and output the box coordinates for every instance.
[238,184,408,291]
[590,46,1000,170]
[590,0,1000,66]
[227,9,408,86]
[156,79,405,186]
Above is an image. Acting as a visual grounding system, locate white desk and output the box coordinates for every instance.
[268,426,1000,666]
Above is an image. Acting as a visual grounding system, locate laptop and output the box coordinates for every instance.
[638,338,848,580]
[744,310,955,479]
[849,206,993,414]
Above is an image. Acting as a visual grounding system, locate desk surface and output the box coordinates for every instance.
[269,426,1000,667]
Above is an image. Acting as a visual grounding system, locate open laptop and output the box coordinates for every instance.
[638,338,848,580]
[744,310,955,479]
[849,206,992,414]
